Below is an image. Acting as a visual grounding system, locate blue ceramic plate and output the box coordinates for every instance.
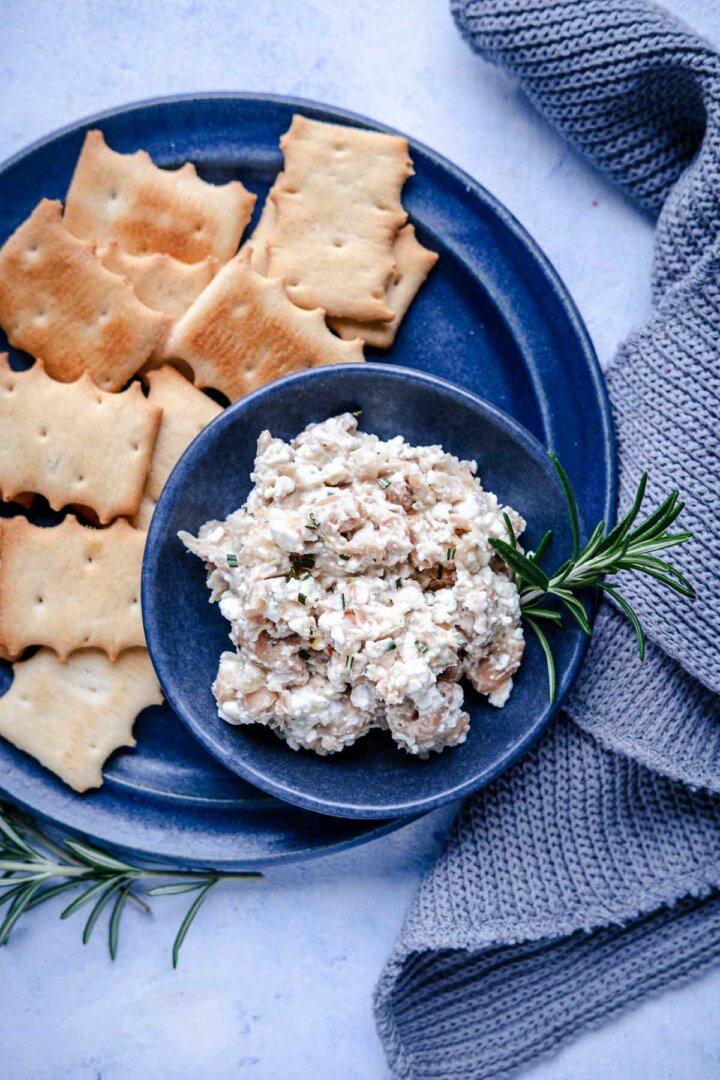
[0,94,614,863]
[145,365,584,818]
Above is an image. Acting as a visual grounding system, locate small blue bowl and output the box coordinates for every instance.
[142,364,583,819]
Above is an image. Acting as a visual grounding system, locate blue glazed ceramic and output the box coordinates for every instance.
[143,364,583,819]
[0,94,614,863]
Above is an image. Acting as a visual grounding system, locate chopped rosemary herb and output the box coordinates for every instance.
[305,514,320,531]
[447,546,456,561]
[299,571,311,580]
[299,649,311,661]
[436,564,444,580]
[345,654,354,670]
[416,640,429,654]
[290,553,316,577]
[226,553,238,568]
[338,553,351,561]
[377,477,391,489]
[298,593,306,605]
[396,578,402,589]
[387,642,397,651]
[351,409,362,418]
[341,593,346,609]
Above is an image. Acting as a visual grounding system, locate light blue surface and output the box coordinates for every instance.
[2,2,720,1078]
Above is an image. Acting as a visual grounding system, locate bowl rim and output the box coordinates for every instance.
[142,362,589,819]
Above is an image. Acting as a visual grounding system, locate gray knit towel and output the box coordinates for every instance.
[374,2,720,1077]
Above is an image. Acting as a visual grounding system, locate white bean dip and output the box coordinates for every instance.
[181,413,526,756]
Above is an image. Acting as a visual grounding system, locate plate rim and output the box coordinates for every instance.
[0,91,616,862]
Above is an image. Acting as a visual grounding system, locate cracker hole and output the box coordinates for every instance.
[39,427,48,438]
[87,556,93,565]
[333,239,345,249]
[334,142,346,151]
[36,596,43,605]
[77,474,85,483]
[109,190,118,201]
[283,186,298,194]
[131,443,139,452]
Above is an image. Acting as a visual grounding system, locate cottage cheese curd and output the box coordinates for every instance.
[181,413,526,756]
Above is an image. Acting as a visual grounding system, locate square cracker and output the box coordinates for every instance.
[329,225,438,349]
[0,515,146,660]
[133,365,223,529]
[266,116,413,321]
[64,130,256,264]
[0,200,169,391]
[164,255,364,402]
[0,355,161,523]
[97,243,219,320]
[0,647,162,792]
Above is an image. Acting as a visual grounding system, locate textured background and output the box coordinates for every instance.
[2,1,720,1078]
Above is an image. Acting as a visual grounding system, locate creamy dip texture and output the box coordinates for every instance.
[181,413,526,756]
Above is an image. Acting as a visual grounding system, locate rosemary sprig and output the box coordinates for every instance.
[0,802,261,967]
[490,454,694,703]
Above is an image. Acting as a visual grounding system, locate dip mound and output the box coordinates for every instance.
[181,414,525,756]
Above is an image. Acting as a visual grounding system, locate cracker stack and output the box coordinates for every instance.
[0,115,438,793]
[247,116,437,348]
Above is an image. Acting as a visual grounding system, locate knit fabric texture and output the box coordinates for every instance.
[374,2,720,1077]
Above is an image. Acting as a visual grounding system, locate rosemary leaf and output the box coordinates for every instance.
[64,840,133,873]
[525,617,557,704]
[600,582,646,661]
[61,877,119,920]
[82,880,126,946]
[0,880,44,946]
[147,882,209,897]
[548,452,580,559]
[172,880,217,969]
[108,882,133,961]
[490,539,549,591]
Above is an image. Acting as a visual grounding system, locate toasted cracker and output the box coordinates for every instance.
[0,647,162,792]
[0,355,161,523]
[133,365,223,529]
[97,243,219,320]
[266,116,413,321]
[164,255,364,402]
[329,225,438,348]
[0,516,146,660]
[0,200,169,391]
[64,130,256,264]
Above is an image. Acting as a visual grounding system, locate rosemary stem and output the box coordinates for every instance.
[0,861,261,882]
